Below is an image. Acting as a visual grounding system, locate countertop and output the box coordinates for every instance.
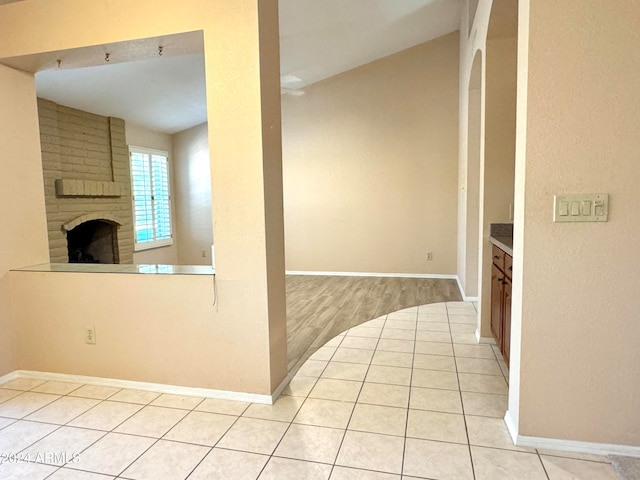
[489,235,513,256]
[489,223,513,256]
[12,263,215,276]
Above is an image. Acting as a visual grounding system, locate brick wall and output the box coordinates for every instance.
[38,98,134,263]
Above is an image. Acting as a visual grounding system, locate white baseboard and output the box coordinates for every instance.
[455,275,465,298]
[455,276,479,302]
[475,329,495,344]
[504,410,640,458]
[518,434,640,458]
[504,410,519,443]
[11,370,283,405]
[0,370,20,385]
[270,371,295,402]
[285,270,457,279]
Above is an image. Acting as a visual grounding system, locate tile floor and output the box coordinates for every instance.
[0,302,620,479]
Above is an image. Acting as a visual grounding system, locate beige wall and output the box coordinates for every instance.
[460,0,640,449]
[0,64,50,377]
[483,37,516,225]
[258,0,288,386]
[282,33,460,275]
[126,122,179,265]
[462,52,482,298]
[512,0,640,446]
[10,271,273,393]
[457,0,487,298]
[0,0,287,395]
[173,123,213,266]
[460,0,522,429]
[456,25,471,295]
[177,34,461,275]
[477,35,517,338]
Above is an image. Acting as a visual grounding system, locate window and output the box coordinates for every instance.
[129,146,173,251]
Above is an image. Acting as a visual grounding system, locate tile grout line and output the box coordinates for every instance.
[105,393,210,478]
[65,390,207,478]
[168,397,255,479]
[43,465,61,479]
[0,301,617,479]
[328,312,388,478]
[11,385,113,470]
[19,404,110,472]
[537,451,552,480]
[488,339,508,383]
[447,301,477,480]
[400,305,420,477]
[237,381,307,477]
[69,411,160,477]
[2,344,497,431]
[10,383,149,478]
[180,415,242,479]
[260,329,343,478]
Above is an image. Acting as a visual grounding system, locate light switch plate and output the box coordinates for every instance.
[553,194,608,222]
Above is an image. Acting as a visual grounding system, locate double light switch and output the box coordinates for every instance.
[553,194,608,222]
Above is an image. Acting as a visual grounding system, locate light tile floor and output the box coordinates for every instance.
[0,302,620,479]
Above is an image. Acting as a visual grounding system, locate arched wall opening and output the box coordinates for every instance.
[476,0,518,348]
[463,50,483,299]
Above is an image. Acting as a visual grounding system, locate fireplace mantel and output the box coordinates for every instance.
[55,179,123,197]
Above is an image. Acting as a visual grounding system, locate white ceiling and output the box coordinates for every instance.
[0,0,461,134]
[280,0,461,89]
[35,54,207,135]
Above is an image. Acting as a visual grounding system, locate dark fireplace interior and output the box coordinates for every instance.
[67,220,119,264]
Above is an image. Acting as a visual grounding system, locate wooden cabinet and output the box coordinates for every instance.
[502,277,511,366]
[490,244,512,367]
[490,264,504,347]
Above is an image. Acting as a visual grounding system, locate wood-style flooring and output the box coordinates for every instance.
[286,275,462,371]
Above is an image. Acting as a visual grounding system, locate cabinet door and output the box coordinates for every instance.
[503,278,512,368]
[504,253,513,280]
[491,264,503,347]
[492,245,505,270]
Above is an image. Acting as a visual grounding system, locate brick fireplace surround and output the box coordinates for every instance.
[38,98,134,263]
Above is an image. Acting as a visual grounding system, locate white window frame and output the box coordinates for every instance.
[129,146,173,251]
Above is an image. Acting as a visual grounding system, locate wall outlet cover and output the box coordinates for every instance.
[85,326,96,345]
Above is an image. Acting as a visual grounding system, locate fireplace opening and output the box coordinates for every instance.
[67,220,119,264]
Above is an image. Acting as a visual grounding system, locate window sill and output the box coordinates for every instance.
[134,239,174,252]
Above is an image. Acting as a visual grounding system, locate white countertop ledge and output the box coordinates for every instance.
[12,263,215,276]
[489,236,513,257]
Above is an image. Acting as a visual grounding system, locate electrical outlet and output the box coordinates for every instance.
[426,252,433,261]
[201,249,207,258]
[85,326,96,345]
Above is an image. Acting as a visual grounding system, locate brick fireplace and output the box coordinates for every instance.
[38,99,134,263]
[66,216,120,264]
